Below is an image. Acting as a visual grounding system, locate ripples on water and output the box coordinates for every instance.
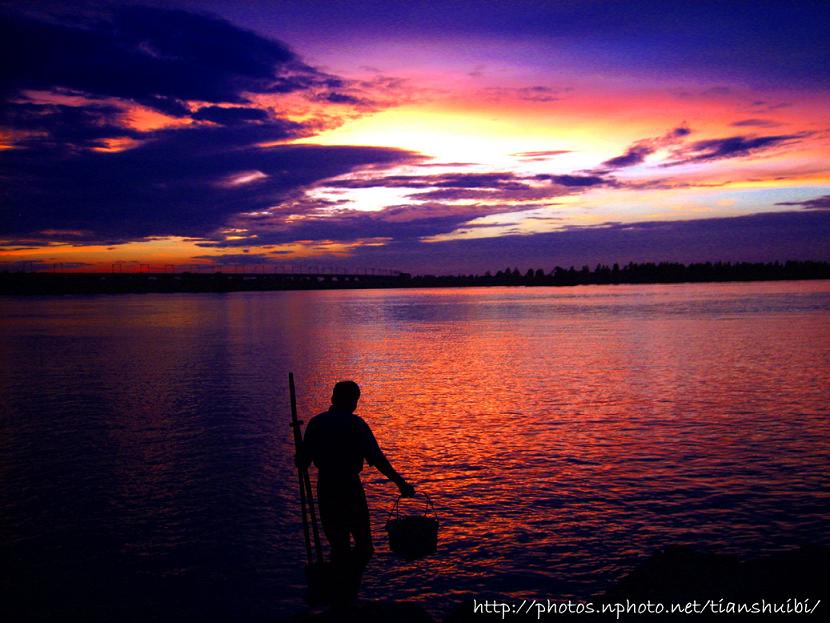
[1,282,829,620]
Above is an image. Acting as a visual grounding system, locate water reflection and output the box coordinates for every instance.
[1,282,829,620]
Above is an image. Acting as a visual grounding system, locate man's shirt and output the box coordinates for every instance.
[302,408,385,480]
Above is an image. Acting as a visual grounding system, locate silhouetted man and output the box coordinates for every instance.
[299,380,415,601]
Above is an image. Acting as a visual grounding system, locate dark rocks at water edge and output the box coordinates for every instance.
[605,544,827,605]
[278,546,828,621]
[442,545,828,622]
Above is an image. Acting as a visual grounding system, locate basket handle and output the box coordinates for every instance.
[387,491,435,522]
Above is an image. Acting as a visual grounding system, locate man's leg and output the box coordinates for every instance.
[317,480,351,561]
[349,484,374,571]
[326,481,371,604]
[318,479,358,606]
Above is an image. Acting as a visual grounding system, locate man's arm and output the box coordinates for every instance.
[361,419,415,497]
[374,455,416,497]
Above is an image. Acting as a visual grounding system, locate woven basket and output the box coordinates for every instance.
[385,493,439,561]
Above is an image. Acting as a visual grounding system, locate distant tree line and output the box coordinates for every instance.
[2,260,829,295]
[407,260,830,287]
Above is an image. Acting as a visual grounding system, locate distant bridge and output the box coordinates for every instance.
[117,263,406,277]
[3,261,406,278]
[0,264,412,294]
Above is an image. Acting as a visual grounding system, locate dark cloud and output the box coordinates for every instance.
[601,144,654,169]
[0,123,418,243]
[0,6,327,113]
[534,174,610,187]
[666,133,807,165]
[191,106,270,125]
[328,171,611,192]
[2,102,142,150]
[731,118,781,128]
[314,170,611,207]
[407,187,559,202]
[327,172,520,190]
[321,92,366,105]
[204,198,545,248]
[0,3,424,247]
[0,3,391,161]
[404,188,505,201]
[597,127,805,170]
[206,213,466,246]
[775,194,830,211]
[302,168,612,211]
[598,126,690,170]
[418,173,520,189]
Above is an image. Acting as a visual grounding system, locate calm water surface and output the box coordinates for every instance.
[2,282,829,620]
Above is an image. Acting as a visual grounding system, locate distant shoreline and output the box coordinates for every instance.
[2,261,829,295]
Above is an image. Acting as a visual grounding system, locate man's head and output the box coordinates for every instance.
[331,380,360,413]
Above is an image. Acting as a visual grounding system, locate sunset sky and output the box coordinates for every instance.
[2,0,829,273]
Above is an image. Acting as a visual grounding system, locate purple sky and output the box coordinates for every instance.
[2,1,829,273]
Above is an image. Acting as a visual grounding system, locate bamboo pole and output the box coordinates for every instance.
[289,372,313,565]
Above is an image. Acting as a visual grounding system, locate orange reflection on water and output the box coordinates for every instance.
[283,283,830,599]
[2,281,828,609]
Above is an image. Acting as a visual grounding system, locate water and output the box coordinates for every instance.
[2,281,829,620]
